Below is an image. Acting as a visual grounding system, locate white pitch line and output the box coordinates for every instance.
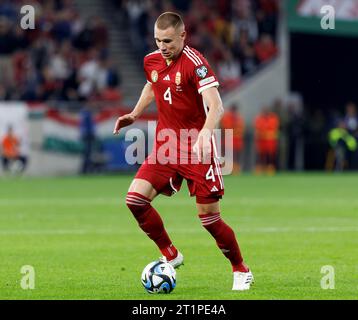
[0,226,357,236]
[0,198,357,206]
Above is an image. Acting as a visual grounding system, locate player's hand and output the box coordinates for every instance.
[113,113,136,135]
[193,129,212,163]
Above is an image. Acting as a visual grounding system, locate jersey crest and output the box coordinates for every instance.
[151,70,158,83]
[175,72,181,85]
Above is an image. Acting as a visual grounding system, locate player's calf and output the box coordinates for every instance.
[198,212,249,273]
[125,192,178,261]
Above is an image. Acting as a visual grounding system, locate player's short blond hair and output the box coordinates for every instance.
[155,12,184,31]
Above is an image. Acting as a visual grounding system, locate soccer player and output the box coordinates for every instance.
[113,12,253,290]
[221,104,245,174]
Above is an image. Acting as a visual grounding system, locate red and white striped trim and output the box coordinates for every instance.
[183,49,199,66]
[126,193,151,206]
[167,245,174,256]
[200,213,221,226]
[212,134,224,189]
[201,100,224,190]
[183,46,203,66]
[198,81,219,94]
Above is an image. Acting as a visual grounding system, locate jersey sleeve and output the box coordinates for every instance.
[187,51,219,94]
[143,58,152,85]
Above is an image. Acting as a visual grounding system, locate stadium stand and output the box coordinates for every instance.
[0,0,122,105]
[0,0,279,103]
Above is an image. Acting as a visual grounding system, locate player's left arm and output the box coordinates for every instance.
[201,87,224,133]
[193,87,224,162]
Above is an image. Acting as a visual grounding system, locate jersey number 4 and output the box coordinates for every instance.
[164,87,172,105]
[206,165,216,182]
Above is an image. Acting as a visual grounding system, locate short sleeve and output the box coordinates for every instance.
[143,59,152,85]
[189,55,219,94]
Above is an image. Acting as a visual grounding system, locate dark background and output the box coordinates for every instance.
[290,33,358,169]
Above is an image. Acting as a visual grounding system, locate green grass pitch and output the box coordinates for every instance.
[0,173,357,300]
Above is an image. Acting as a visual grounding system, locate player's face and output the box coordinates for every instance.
[154,26,186,60]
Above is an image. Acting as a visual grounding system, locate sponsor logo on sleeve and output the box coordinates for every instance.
[199,76,215,87]
[195,66,208,79]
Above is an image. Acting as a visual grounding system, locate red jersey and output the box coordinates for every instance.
[144,45,219,161]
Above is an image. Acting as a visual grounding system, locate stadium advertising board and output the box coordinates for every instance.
[288,0,358,37]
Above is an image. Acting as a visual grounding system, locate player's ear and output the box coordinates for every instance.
[180,30,186,41]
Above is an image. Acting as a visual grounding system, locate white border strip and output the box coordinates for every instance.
[198,81,219,94]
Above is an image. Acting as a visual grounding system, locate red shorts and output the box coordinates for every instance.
[265,140,278,154]
[256,140,278,155]
[135,152,224,204]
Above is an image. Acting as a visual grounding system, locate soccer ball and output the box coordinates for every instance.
[141,259,176,294]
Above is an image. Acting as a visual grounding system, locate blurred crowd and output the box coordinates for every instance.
[121,0,279,91]
[0,0,279,102]
[0,0,122,103]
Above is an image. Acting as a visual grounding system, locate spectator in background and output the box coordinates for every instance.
[125,0,150,54]
[49,40,73,82]
[287,101,305,171]
[343,102,358,169]
[344,102,358,135]
[1,126,27,174]
[72,18,95,51]
[232,0,259,44]
[272,98,288,170]
[12,26,30,89]
[221,104,245,174]
[254,109,266,174]
[232,28,257,75]
[91,16,109,50]
[265,109,280,174]
[0,17,16,89]
[254,33,277,63]
[78,49,101,99]
[255,0,279,41]
[51,9,73,43]
[254,107,279,175]
[99,58,122,103]
[79,105,96,174]
[327,120,357,172]
[217,50,241,91]
[39,65,61,100]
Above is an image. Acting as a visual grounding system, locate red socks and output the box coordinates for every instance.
[126,192,246,271]
[126,192,178,260]
[199,212,249,272]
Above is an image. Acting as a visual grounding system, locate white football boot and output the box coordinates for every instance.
[162,251,184,269]
[232,270,254,291]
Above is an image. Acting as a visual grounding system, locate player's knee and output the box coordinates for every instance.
[196,196,220,215]
[198,212,221,223]
[126,192,151,216]
[198,212,222,234]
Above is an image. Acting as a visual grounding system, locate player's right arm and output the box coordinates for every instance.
[113,82,155,135]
